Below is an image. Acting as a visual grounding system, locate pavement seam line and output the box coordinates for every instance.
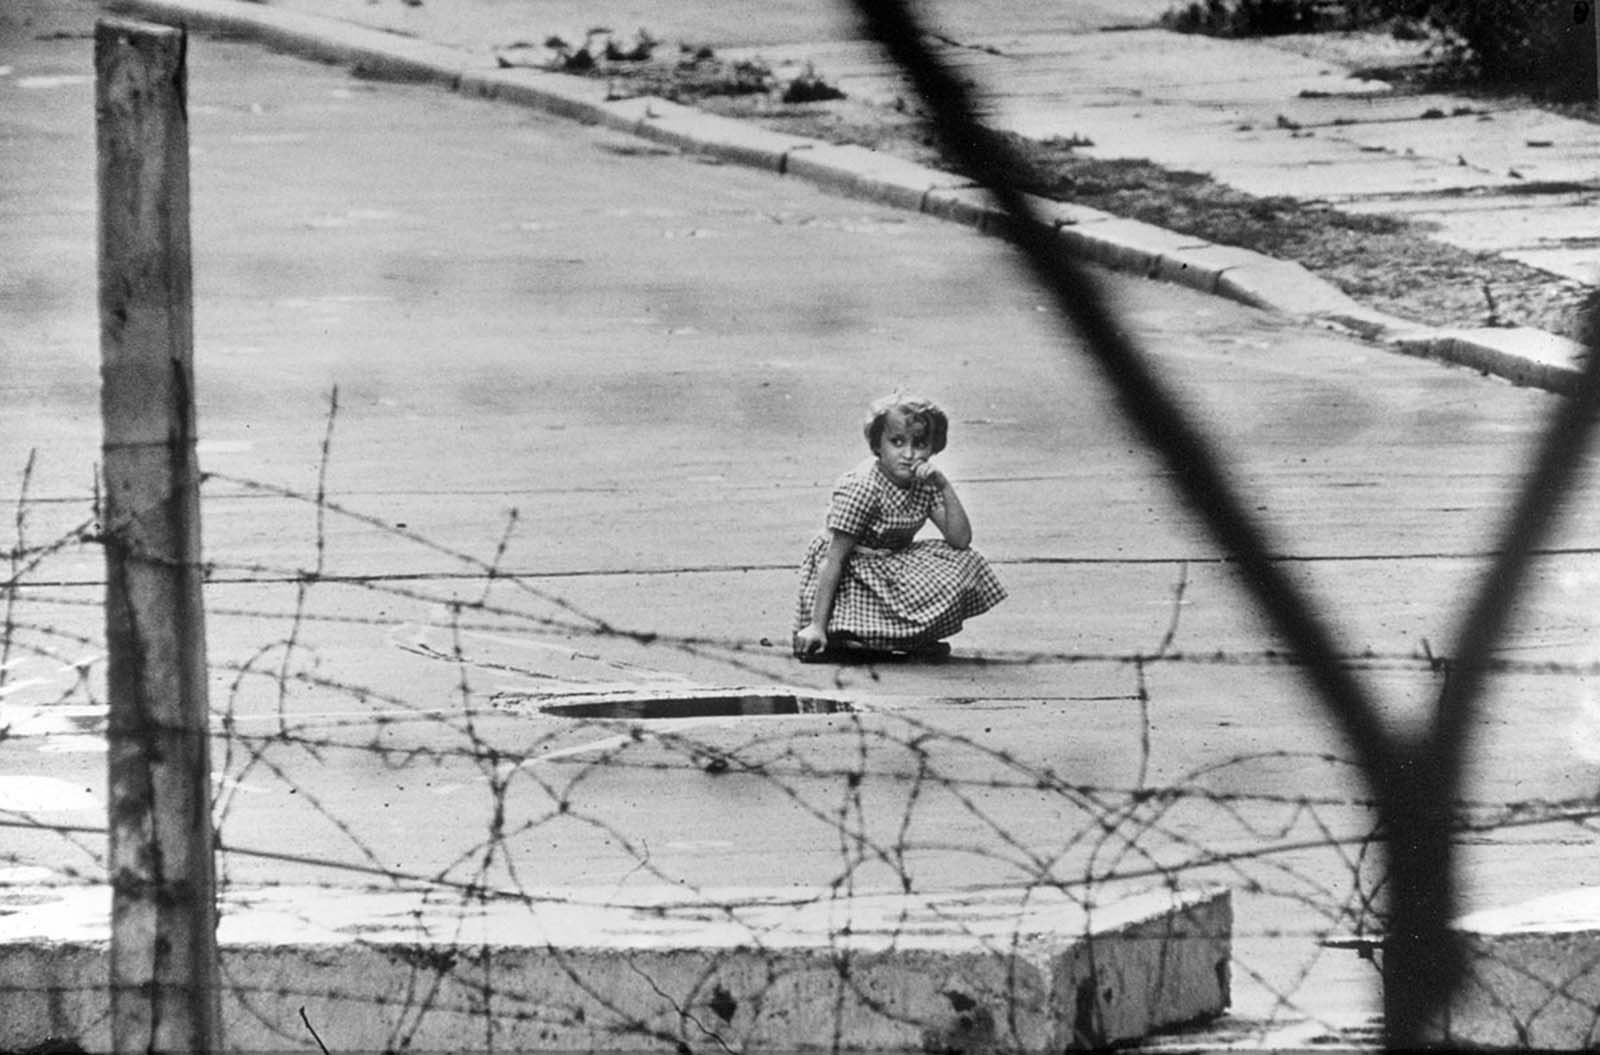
[102,0,1587,395]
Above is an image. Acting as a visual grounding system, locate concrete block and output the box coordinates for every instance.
[338,38,473,87]
[1390,327,1586,394]
[0,942,107,1045]
[921,189,1111,238]
[1432,888,1600,1049]
[1269,92,1515,131]
[1319,304,1427,342]
[0,883,1230,1053]
[1156,244,1270,296]
[458,68,613,124]
[1212,256,1370,318]
[1056,218,1208,278]
[594,96,665,136]
[784,143,976,212]
[626,103,817,174]
[1331,108,1600,188]
[1505,247,1600,287]
[922,186,1002,231]
[1023,194,1115,231]
[105,0,256,36]
[109,0,468,87]
[1342,192,1600,257]
[1053,888,1234,1049]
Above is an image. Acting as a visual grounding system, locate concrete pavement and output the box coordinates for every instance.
[106,0,1597,393]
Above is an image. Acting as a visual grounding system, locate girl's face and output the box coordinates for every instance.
[875,410,933,486]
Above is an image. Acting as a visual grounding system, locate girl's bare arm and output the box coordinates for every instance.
[795,531,855,656]
[921,465,973,549]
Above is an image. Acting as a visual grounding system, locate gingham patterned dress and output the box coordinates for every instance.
[794,460,1007,649]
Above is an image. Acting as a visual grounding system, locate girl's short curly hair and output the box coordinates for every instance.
[863,392,949,455]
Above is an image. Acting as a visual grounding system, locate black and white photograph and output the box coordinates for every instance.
[5,0,1600,1050]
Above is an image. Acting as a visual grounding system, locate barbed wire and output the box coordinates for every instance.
[5,452,1600,1051]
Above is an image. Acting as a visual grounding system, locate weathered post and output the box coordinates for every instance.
[96,18,221,1053]
[1593,0,1600,111]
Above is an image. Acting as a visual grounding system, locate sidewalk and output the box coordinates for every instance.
[108,0,1598,393]
[740,27,1600,289]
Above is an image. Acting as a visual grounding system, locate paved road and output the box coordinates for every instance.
[8,0,1600,1041]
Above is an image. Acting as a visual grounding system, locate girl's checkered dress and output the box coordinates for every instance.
[794,460,1007,649]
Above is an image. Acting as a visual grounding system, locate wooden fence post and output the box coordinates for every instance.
[1593,0,1600,110]
[96,18,221,1053]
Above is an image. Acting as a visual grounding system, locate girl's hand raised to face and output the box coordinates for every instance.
[914,460,948,489]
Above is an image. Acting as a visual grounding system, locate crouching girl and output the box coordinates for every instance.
[793,392,1006,661]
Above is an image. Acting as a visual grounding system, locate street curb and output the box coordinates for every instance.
[1,883,1231,1053]
[1390,326,1591,395]
[102,0,1589,394]
[608,98,819,173]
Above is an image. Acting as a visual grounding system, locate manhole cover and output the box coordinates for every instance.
[539,691,854,721]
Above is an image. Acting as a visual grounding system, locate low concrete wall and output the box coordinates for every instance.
[0,884,1229,1052]
[1432,888,1600,1050]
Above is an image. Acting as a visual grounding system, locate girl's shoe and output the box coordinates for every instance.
[909,640,952,661]
[797,636,951,664]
